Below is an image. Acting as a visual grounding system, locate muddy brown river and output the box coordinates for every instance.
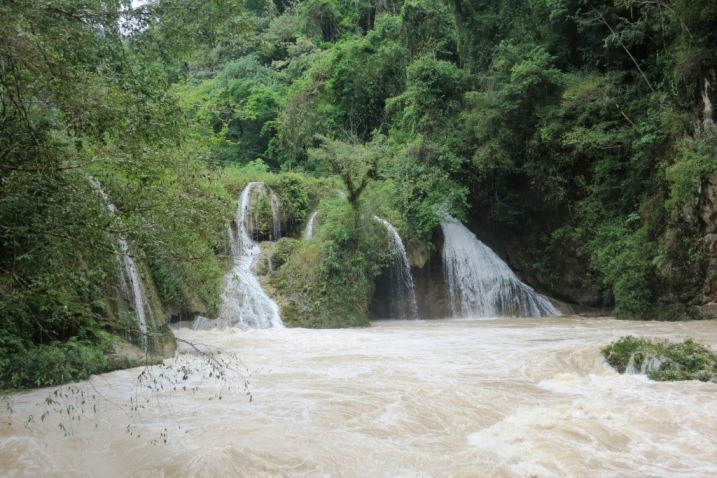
[2,317,717,477]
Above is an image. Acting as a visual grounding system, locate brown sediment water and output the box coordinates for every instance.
[2,317,717,477]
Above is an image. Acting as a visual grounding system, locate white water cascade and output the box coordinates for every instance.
[268,189,282,241]
[210,182,283,329]
[625,354,664,375]
[703,76,714,130]
[88,177,150,350]
[374,216,419,320]
[440,215,559,318]
[305,211,318,240]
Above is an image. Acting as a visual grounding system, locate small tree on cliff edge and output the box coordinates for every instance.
[308,134,386,219]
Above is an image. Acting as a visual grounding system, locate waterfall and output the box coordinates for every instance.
[704,76,715,130]
[440,215,559,318]
[213,182,283,329]
[374,216,419,320]
[88,177,150,350]
[305,211,319,240]
[625,354,664,375]
[269,189,282,241]
[243,184,281,242]
[226,225,237,256]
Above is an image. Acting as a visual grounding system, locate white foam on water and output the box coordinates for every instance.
[3,317,717,477]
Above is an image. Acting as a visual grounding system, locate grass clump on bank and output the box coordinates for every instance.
[602,336,717,382]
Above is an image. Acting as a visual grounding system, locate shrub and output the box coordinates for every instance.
[269,198,386,327]
[1,337,110,390]
[590,219,658,317]
[270,237,300,270]
[602,336,717,382]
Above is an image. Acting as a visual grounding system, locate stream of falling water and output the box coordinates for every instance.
[88,177,151,350]
[3,317,717,477]
[441,215,559,318]
[305,211,318,240]
[374,216,419,320]
[211,182,283,329]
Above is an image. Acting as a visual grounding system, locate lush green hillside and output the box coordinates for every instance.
[167,0,717,318]
[0,1,231,388]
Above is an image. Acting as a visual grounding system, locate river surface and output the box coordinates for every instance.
[3,317,717,477]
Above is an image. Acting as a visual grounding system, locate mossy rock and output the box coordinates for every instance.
[268,240,372,328]
[105,328,176,371]
[602,336,717,382]
[270,237,300,270]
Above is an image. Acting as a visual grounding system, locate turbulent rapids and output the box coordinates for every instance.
[3,317,717,477]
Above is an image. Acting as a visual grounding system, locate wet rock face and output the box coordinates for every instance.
[474,225,609,309]
[527,248,607,307]
[373,232,451,320]
[700,177,717,234]
[694,76,717,317]
[371,247,448,320]
[408,229,451,319]
[412,248,451,319]
[105,331,174,371]
[696,179,717,318]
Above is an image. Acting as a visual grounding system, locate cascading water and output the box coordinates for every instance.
[440,215,559,318]
[88,177,150,350]
[374,216,419,320]
[703,77,714,130]
[625,354,664,375]
[269,189,282,241]
[226,225,237,255]
[210,182,283,329]
[305,211,318,240]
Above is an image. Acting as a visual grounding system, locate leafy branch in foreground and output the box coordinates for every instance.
[2,337,252,445]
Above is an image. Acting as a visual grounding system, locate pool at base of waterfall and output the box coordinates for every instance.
[3,317,717,477]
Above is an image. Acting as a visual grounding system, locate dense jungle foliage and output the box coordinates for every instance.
[1,0,716,388]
